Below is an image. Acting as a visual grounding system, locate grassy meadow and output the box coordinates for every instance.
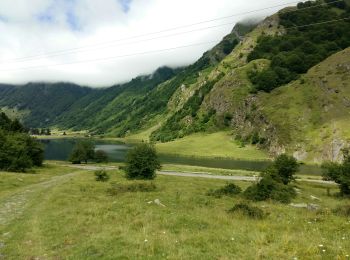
[0,164,349,259]
[156,132,269,161]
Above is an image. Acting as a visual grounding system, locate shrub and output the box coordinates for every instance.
[244,175,296,203]
[322,148,350,196]
[125,143,161,180]
[94,150,108,163]
[249,68,279,92]
[69,141,95,164]
[207,183,242,198]
[228,203,265,219]
[0,115,44,172]
[107,182,156,196]
[333,205,350,217]
[269,154,299,185]
[94,170,110,182]
[243,154,298,203]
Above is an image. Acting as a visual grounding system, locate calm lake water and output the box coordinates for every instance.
[41,138,322,175]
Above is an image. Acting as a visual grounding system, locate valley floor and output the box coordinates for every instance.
[0,163,349,259]
[152,132,269,161]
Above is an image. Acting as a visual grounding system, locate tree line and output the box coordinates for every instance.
[29,128,51,136]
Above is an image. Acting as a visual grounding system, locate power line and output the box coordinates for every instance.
[0,1,308,63]
[287,17,350,29]
[1,0,345,64]
[0,41,218,72]
[279,0,345,14]
[2,22,237,64]
[0,15,348,72]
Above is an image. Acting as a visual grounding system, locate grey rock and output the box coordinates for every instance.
[290,203,320,211]
[310,195,321,201]
[154,199,166,207]
[290,203,308,208]
[307,204,320,211]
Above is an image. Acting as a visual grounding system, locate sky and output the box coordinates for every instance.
[0,0,297,87]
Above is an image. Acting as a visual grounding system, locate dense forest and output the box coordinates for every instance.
[248,0,350,91]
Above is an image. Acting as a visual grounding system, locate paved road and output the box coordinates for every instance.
[64,165,335,185]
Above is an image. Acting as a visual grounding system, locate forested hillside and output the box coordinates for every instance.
[0,83,93,127]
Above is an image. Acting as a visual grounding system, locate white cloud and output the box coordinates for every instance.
[0,0,296,87]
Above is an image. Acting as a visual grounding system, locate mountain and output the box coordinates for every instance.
[1,1,350,162]
[54,66,181,135]
[0,82,93,127]
[149,1,350,162]
[0,23,244,135]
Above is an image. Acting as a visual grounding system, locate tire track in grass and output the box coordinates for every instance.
[0,172,79,258]
[0,172,78,226]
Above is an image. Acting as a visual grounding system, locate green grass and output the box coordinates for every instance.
[0,164,78,198]
[156,132,269,160]
[0,106,30,120]
[161,164,258,176]
[0,165,349,259]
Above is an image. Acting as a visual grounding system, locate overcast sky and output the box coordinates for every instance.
[0,0,296,87]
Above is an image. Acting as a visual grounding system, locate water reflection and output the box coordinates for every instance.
[40,138,322,175]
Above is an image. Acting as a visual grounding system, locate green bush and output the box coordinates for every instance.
[244,175,296,204]
[333,205,350,217]
[94,170,110,182]
[243,154,298,203]
[228,203,265,219]
[94,150,108,163]
[69,141,95,164]
[269,154,299,185]
[322,149,350,196]
[125,143,161,180]
[0,113,44,172]
[107,182,156,196]
[207,183,242,198]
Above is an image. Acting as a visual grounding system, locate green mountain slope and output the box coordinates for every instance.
[54,66,178,135]
[258,48,350,162]
[150,1,350,161]
[0,25,243,136]
[0,83,93,127]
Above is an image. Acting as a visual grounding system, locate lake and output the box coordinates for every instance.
[41,138,322,175]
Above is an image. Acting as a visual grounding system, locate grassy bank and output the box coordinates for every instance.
[156,132,270,161]
[0,165,349,259]
[161,164,258,177]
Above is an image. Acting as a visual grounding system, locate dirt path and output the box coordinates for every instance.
[0,172,78,226]
[64,165,335,185]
